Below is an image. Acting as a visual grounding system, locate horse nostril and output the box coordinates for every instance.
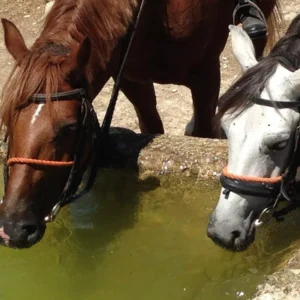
[231,230,241,238]
[0,218,45,248]
[22,224,38,236]
[20,223,40,242]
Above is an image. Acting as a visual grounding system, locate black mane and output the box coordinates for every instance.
[216,14,300,124]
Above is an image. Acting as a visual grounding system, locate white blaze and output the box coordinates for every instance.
[31,104,44,125]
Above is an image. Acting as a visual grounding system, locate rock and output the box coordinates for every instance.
[106,127,228,181]
[252,268,300,300]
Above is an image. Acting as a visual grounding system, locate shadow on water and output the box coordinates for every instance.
[67,173,161,285]
[64,127,161,297]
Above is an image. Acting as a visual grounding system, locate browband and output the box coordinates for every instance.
[30,88,85,103]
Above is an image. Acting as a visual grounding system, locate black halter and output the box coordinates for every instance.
[220,97,300,222]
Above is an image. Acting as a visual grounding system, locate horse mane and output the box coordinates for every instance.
[216,14,300,126]
[0,0,138,128]
[42,0,138,67]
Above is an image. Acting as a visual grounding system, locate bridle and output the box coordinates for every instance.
[220,95,300,227]
[4,88,100,222]
[2,0,147,224]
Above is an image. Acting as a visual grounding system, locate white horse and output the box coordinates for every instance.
[207,16,300,251]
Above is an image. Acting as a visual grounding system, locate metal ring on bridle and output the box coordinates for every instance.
[44,202,61,223]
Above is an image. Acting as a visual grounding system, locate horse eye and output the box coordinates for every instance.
[54,122,77,142]
[268,140,289,151]
[61,123,77,132]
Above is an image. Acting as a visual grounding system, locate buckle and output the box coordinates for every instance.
[44,202,61,223]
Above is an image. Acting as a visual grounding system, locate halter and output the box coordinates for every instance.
[220,97,300,227]
[4,89,100,222]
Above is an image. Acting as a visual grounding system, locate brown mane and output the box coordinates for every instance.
[0,0,138,128]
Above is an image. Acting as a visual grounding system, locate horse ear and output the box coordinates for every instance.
[76,38,91,70]
[1,18,28,64]
[229,25,258,71]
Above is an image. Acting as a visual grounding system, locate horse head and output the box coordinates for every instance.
[0,19,97,248]
[208,16,300,251]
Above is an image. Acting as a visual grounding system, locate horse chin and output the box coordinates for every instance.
[209,225,256,252]
[207,210,257,252]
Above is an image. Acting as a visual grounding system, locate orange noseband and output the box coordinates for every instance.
[222,167,282,184]
[7,158,73,167]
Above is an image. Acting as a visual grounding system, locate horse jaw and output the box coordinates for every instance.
[284,68,300,97]
[208,63,300,251]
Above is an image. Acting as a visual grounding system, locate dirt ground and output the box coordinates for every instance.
[0,0,298,136]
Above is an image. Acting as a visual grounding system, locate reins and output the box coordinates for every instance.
[101,0,146,136]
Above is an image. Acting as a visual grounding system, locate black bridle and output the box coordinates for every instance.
[3,0,147,222]
[220,96,300,225]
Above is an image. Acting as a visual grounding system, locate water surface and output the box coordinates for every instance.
[0,169,299,300]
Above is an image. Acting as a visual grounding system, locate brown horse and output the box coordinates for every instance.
[0,0,279,248]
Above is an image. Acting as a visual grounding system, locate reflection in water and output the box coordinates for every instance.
[0,169,299,300]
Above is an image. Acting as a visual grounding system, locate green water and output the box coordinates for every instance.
[0,169,299,300]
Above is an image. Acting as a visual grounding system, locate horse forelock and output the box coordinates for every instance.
[0,49,72,130]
